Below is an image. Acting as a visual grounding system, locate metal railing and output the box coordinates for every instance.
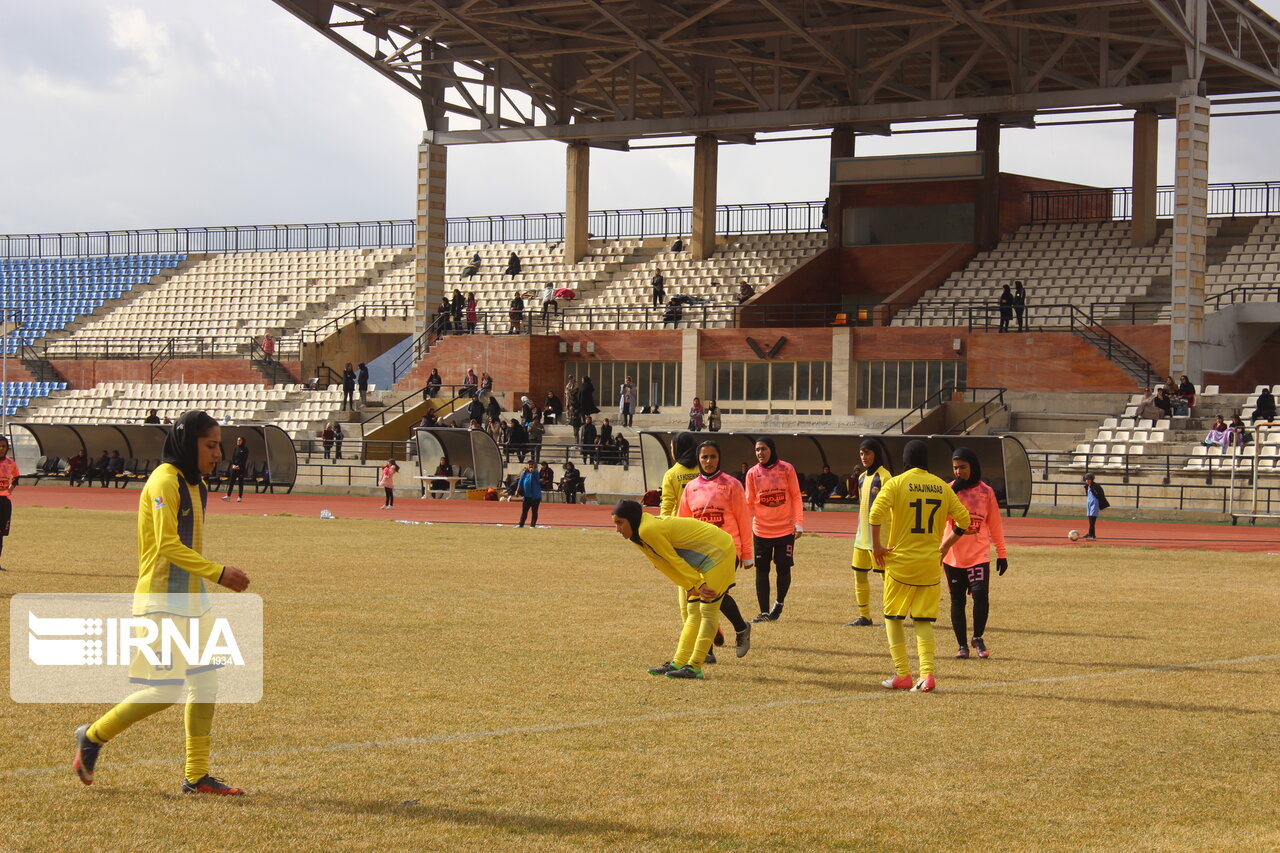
[2,201,825,259]
[299,302,411,346]
[883,386,1007,434]
[1205,283,1280,308]
[1026,181,1280,223]
[1029,477,1280,516]
[1028,447,1266,487]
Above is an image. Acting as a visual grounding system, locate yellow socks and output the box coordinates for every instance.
[87,686,179,744]
[854,570,871,619]
[915,621,936,677]
[674,598,723,667]
[885,619,910,677]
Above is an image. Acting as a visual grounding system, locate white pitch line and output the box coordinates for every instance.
[7,653,1277,781]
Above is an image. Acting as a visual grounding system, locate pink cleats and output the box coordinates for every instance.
[881,674,913,690]
[910,674,937,693]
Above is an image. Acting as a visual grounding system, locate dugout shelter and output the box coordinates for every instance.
[413,427,504,489]
[639,431,1032,514]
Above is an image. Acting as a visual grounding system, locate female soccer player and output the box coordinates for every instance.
[943,447,1008,659]
[846,437,892,627]
[73,410,252,794]
[0,435,18,571]
[678,440,753,657]
[869,440,969,693]
[745,437,803,622]
[660,432,723,660]
[611,500,737,680]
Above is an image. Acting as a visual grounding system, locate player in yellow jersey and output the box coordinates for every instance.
[612,499,737,680]
[845,438,891,627]
[73,411,253,794]
[868,440,969,693]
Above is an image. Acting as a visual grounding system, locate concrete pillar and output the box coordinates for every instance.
[414,139,447,337]
[691,134,718,261]
[1131,108,1159,247]
[565,142,590,264]
[828,125,855,249]
[680,329,704,408]
[974,117,1001,251]
[1170,89,1210,383]
[830,326,854,415]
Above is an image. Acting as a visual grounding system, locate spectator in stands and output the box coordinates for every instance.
[341,363,356,410]
[671,238,684,253]
[463,367,479,397]
[688,397,704,432]
[541,283,558,318]
[436,298,452,335]
[429,457,451,495]
[451,289,465,333]
[162,416,172,424]
[357,363,370,407]
[1177,375,1197,414]
[567,402,582,444]
[618,376,635,428]
[378,459,399,509]
[509,292,525,334]
[505,251,522,276]
[262,333,276,362]
[104,451,126,487]
[480,372,493,394]
[580,415,598,465]
[468,419,482,431]
[425,368,442,400]
[651,270,666,307]
[507,418,529,463]
[564,374,578,409]
[811,465,839,512]
[1228,414,1250,447]
[518,396,534,423]
[143,409,161,425]
[662,299,683,327]
[997,284,1014,333]
[1251,388,1276,423]
[1153,387,1173,419]
[461,252,480,278]
[527,414,545,463]
[598,418,613,455]
[1203,416,1230,448]
[416,411,435,430]
[578,375,599,417]
[559,461,583,504]
[488,414,506,444]
[466,293,478,334]
[614,434,631,470]
[706,399,721,433]
[68,450,88,486]
[544,390,562,424]
[321,425,334,460]
[1013,281,1026,332]
[737,281,755,304]
[467,396,486,427]
[332,423,345,461]
[482,395,499,426]
[89,451,109,486]
[222,436,248,503]
[733,461,749,485]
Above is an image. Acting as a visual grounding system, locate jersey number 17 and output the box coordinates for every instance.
[909,498,942,534]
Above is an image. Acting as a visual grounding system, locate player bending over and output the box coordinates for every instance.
[73,411,253,795]
[868,440,969,693]
[612,500,738,680]
[944,447,1008,660]
[845,437,892,627]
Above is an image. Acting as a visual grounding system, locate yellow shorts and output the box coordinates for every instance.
[851,548,883,572]
[882,575,941,622]
[127,612,220,686]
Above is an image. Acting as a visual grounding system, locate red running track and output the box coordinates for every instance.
[20,486,1280,553]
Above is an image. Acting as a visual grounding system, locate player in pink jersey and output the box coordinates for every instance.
[678,440,754,657]
[943,447,1008,659]
[744,437,804,622]
[0,435,18,571]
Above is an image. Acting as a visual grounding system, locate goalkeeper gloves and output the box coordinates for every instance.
[996,558,1008,575]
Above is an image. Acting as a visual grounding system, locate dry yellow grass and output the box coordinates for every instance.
[2,506,1278,852]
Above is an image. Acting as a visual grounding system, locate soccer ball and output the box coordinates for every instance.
[1067,529,1080,541]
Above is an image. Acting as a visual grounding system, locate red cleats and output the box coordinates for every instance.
[881,674,913,690]
[910,674,937,693]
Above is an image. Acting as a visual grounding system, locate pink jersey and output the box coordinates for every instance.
[378,464,398,489]
[745,460,803,539]
[678,472,753,560]
[944,480,1007,568]
[0,456,18,496]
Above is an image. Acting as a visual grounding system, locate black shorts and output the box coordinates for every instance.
[944,562,989,592]
[0,495,12,537]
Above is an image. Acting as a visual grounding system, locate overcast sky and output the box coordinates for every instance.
[4,0,1280,235]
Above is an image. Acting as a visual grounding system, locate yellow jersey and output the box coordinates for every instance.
[659,462,699,517]
[135,463,224,616]
[631,513,737,593]
[854,464,891,551]
[867,466,970,585]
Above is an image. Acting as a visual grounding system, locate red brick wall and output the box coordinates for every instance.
[699,328,831,361]
[51,359,268,388]
[999,174,1109,234]
[839,243,972,295]
[1205,340,1280,393]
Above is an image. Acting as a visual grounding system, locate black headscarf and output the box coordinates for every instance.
[697,440,721,478]
[163,410,218,485]
[755,436,778,468]
[859,437,891,475]
[612,499,645,544]
[951,446,982,493]
[672,432,699,468]
[902,439,929,472]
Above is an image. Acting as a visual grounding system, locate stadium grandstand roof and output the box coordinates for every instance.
[273,0,1280,145]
